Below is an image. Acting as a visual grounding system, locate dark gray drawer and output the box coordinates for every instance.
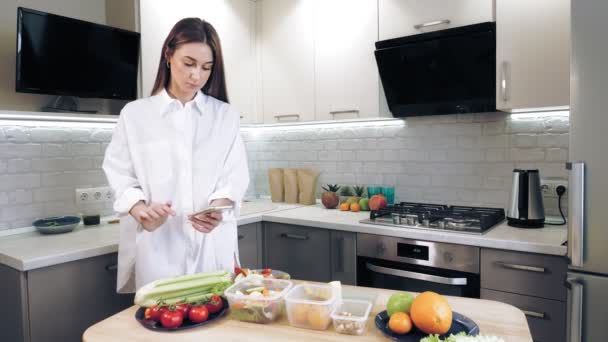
[264,222,331,282]
[481,248,567,301]
[481,289,565,342]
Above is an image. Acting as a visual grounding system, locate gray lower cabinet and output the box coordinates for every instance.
[237,222,263,269]
[481,289,565,342]
[264,222,331,282]
[330,231,357,285]
[0,253,133,342]
[480,248,567,342]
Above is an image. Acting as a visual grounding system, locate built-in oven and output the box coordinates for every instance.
[357,233,480,298]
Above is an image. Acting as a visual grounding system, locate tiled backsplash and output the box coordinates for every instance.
[242,112,570,214]
[0,111,569,230]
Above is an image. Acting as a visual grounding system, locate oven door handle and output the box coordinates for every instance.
[366,262,468,286]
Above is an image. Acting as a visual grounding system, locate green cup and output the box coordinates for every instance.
[381,186,395,205]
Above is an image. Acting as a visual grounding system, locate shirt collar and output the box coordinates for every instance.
[158,88,206,116]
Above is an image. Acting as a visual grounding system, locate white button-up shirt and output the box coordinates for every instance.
[103,89,249,292]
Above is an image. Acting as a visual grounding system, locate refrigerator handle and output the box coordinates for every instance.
[567,162,585,267]
[566,276,583,342]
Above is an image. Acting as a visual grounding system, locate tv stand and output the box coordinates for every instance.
[42,96,98,114]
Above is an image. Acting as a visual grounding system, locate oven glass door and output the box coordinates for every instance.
[357,256,480,298]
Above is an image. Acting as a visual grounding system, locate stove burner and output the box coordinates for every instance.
[362,202,505,234]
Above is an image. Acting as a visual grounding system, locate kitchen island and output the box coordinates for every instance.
[83,282,533,342]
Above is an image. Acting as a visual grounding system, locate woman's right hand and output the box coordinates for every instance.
[129,201,176,231]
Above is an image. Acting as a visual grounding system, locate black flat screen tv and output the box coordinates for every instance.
[16,7,140,101]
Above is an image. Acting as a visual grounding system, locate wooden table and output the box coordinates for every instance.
[83,283,532,341]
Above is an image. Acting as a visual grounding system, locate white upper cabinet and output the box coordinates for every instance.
[379,0,494,40]
[260,0,315,123]
[495,0,570,111]
[223,0,257,124]
[314,0,379,121]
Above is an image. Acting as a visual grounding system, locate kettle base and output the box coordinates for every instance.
[507,217,545,228]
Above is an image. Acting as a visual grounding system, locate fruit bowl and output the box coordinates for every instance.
[33,216,81,234]
[374,310,479,341]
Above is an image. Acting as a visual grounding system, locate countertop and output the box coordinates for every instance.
[0,201,567,272]
[82,281,533,342]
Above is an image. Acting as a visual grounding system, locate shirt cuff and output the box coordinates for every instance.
[114,187,146,214]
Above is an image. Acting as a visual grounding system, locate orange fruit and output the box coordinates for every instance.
[339,202,350,211]
[410,291,452,334]
[388,312,412,335]
[350,203,361,212]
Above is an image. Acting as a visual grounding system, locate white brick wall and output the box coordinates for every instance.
[243,112,570,215]
[0,125,114,230]
[0,111,570,231]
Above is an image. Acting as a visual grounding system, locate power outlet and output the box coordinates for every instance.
[75,187,114,204]
[540,179,568,198]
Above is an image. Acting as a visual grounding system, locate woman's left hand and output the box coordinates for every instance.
[189,211,223,233]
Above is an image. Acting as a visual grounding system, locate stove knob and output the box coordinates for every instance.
[376,243,386,256]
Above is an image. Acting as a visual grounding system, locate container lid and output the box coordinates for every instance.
[285,284,336,305]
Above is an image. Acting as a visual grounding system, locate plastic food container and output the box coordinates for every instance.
[224,278,293,323]
[330,299,373,335]
[285,284,338,331]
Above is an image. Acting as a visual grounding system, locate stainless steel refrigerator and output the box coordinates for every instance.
[567,0,608,341]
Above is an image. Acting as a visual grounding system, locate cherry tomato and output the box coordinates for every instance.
[206,295,223,314]
[148,305,166,322]
[144,308,151,320]
[175,303,191,318]
[188,305,209,323]
[160,310,183,329]
[261,268,272,275]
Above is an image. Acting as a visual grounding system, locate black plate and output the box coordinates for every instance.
[375,310,479,341]
[135,297,228,331]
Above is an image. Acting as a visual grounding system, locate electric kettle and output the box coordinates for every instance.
[507,169,545,228]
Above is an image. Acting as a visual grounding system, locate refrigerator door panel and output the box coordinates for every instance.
[570,0,608,275]
[566,272,608,342]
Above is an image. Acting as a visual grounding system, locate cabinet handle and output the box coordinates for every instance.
[106,264,118,272]
[280,233,309,240]
[274,114,300,122]
[335,237,345,273]
[567,162,585,267]
[238,234,245,241]
[566,276,583,342]
[500,61,510,102]
[520,309,546,319]
[329,109,359,117]
[366,262,467,285]
[414,19,451,30]
[495,261,546,273]
[240,115,244,119]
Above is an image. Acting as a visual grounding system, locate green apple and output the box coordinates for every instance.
[359,198,370,211]
[386,292,415,317]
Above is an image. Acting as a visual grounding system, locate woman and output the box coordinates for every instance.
[103,18,249,293]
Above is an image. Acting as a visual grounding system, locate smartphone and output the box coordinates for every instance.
[191,205,233,219]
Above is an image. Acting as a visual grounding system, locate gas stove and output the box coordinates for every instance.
[360,202,506,234]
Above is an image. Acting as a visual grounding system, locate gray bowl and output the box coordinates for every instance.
[33,216,81,234]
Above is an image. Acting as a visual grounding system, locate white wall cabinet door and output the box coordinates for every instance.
[496,0,570,112]
[260,0,315,123]
[379,0,494,40]
[223,0,257,124]
[314,0,379,121]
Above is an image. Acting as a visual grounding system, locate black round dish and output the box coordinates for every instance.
[374,310,480,341]
[135,297,228,332]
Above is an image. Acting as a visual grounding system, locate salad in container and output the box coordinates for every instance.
[224,277,293,323]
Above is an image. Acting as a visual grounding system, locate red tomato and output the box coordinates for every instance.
[261,268,272,275]
[175,303,191,318]
[206,295,223,314]
[149,305,166,322]
[188,305,209,323]
[160,310,183,329]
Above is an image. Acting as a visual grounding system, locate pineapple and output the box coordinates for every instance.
[353,185,365,198]
[321,184,340,209]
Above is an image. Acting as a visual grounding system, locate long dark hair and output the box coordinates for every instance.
[151,18,228,102]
